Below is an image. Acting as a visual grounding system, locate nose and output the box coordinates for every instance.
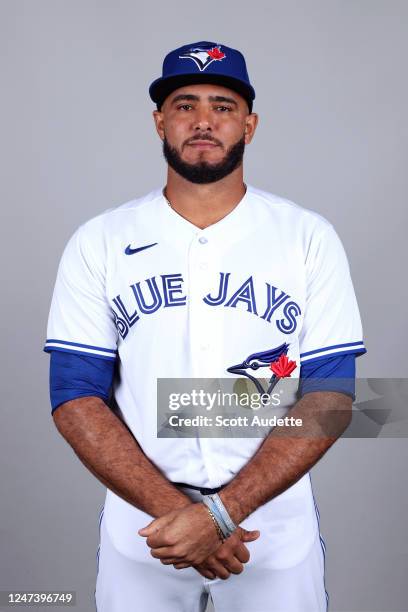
[192,106,212,132]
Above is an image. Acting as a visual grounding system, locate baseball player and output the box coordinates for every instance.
[44,41,366,611]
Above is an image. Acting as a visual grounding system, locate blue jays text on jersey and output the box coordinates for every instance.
[111,271,302,340]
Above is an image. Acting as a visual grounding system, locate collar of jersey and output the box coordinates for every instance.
[158,184,255,247]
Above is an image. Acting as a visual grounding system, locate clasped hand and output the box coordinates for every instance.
[138,503,260,580]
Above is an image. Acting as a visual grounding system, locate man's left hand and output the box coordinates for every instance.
[138,503,222,565]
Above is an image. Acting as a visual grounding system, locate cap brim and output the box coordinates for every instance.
[149,73,255,112]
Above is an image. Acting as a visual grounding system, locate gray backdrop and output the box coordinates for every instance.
[1,1,407,611]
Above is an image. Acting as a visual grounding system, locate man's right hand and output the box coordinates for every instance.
[192,526,260,580]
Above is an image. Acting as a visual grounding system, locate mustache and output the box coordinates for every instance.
[183,134,223,147]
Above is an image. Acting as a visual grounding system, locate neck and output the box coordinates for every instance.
[164,167,246,230]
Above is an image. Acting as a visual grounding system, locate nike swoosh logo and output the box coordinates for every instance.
[125,242,158,255]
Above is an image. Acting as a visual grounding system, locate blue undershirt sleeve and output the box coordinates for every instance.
[299,353,356,400]
[49,350,116,414]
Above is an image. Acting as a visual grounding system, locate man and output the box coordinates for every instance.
[44,41,366,611]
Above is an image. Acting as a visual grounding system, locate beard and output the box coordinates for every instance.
[162,134,246,184]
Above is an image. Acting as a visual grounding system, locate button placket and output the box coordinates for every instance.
[187,242,200,373]
[185,236,219,485]
[187,235,211,375]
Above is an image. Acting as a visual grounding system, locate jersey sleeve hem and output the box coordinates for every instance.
[51,392,109,415]
[300,386,356,401]
[44,339,117,361]
[300,341,366,364]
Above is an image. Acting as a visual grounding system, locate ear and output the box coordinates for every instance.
[244,113,259,145]
[152,110,165,141]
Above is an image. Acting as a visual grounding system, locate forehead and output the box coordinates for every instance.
[164,83,246,106]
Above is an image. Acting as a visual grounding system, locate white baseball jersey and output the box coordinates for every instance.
[45,185,365,567]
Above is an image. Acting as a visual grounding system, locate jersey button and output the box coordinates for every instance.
[198,236,208,244]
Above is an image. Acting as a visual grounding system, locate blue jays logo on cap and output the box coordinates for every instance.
[149,40,255,112]
[179,45,226,72]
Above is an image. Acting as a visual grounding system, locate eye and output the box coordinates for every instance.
[215,106,232,112]
[177,104,193,111]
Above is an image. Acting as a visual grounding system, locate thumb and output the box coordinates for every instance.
[138,515,168,537]
[240,528,260,542]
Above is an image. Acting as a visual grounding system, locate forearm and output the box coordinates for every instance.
[53,396,191,517]
[220,391,352,524]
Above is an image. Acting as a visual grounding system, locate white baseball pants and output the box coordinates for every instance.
[95,493,328,612]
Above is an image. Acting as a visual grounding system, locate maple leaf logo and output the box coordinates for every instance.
[270,354,297,378]
[207,47,225,61]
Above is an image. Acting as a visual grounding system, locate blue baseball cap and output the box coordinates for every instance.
[149,41,256,112]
